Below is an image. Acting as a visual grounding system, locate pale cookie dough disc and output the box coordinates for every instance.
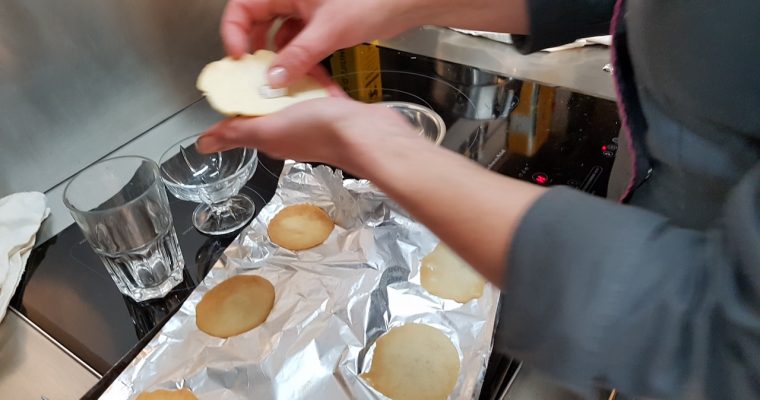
[268,204,335,251]
[135,388,198,400]
[197,49,329,116]
[421,243,486,303]
[195,275,275,338]
[362,324,461,400]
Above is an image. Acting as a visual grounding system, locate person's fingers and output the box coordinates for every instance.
[272,20,348,98]
[198,117,269,153]
[198,98,346,154]
[273,18,304,50]
[198,105,313,154]
[221,0,256,57]
[221,0,297,57]
[268,11,346,88]
[306,66,349,98]
[221,20,251,57]
[249,22,272,51]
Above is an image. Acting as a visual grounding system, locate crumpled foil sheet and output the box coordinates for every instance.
[101,162,500,400]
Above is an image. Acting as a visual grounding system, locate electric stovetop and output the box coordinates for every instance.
[12,46,620,399]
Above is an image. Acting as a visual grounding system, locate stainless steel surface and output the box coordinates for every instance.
[378,27,615,101]
[0,309,99,398]
[433,60,516,120]
[0,0,226,197]
[101,162,500,399]
[10,308,101,377]
[435,59,505,86]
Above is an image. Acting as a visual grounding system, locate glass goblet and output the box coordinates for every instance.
[159,134,258,236]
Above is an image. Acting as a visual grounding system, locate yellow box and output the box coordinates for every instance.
[330,43,383,103]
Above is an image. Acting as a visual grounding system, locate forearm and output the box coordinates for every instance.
[348,135,544,284]
[493,164,760,398]
[511,0,615,53]
[395,0,529,35]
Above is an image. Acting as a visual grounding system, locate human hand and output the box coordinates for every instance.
[220,0,528,88]
[221,0,414,88]
[196,97,427,175]
[199,97,545,286]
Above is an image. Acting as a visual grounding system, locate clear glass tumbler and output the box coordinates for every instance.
[63,156,185,302]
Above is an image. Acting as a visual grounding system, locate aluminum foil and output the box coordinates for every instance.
[101,162,500,400]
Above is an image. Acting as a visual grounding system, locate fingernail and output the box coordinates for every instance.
[196,136,222,153]
[268,66,288,87]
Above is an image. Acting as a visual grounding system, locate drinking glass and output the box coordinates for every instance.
[63,156,185,302]
[159,134,258,236]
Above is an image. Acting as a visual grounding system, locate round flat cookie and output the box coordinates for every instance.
[361,324,460,400]
[197,50,329,116]
[196,275,275,338]
[135,388,197,400]
[267,204,334,251]
[421,243,485,303]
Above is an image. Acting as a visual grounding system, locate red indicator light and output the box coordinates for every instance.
[532,173,549,185]
[602,145,608,152]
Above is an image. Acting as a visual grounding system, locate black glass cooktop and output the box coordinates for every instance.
[13,46,620,399]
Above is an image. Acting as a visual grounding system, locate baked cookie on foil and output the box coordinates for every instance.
[420,243,486,303]
[362,323,461,400]
[135,388,197,400]
[267,204,334,251]
[195,275,275,338]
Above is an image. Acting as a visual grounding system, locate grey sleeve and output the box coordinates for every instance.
[495,163,760,399]
[511,0,615,53]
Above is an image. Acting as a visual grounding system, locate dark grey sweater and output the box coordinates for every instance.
[499,1,760,398]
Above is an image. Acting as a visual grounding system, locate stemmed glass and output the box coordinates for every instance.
[159,134,258,236]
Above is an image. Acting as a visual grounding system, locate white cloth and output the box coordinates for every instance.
[450,28,514,44]
[541,35,611,52]
[450,28,611,52]
[0,192,49,322]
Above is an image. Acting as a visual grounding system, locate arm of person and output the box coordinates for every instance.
[199,99,760,399]
[511,0,617,53]
[492,164,760,399]
[198,99,544,283]
[349,131,545,284]
[356,123,760,400]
